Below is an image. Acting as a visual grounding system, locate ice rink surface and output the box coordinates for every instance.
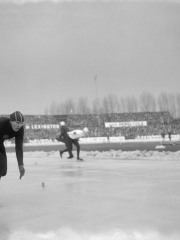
[1,150,180,240]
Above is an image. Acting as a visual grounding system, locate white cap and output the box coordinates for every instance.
[83,127,89,133]
[60,121,65,126]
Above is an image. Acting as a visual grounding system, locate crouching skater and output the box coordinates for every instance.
[0,111,25,179]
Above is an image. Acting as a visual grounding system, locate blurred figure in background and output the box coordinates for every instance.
[161,128,166,145]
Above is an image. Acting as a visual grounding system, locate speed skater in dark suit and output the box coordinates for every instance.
[56,121,73,159]
[56,121,89,161]
[0,111,25,179]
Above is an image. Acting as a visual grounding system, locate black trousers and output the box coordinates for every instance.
[0,145,7,177]
[60,137,80,158]
[66,138,79,151]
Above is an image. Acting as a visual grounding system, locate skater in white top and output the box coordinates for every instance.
[67,127,89,139]
[56,122,89,161]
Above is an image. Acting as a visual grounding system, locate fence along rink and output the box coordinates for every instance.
[4,134,180,146]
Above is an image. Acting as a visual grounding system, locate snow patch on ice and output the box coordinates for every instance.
[155,145,166,149]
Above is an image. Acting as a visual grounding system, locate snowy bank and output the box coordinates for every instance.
[6,149,180,160]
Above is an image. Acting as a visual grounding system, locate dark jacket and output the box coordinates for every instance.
[59,125,70,141]
[0,117,24,166]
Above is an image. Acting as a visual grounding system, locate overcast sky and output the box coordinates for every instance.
[0,0,180,114]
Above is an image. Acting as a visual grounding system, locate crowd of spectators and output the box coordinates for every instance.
[2,112,180,141]
[67,112,174,139]
[24,115,59,141]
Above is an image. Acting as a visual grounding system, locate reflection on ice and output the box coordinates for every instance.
[1,150,180,240]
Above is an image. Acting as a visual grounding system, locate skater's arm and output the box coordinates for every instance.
[15,128,25,179]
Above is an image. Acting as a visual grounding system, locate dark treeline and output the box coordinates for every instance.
[45,92,180,119]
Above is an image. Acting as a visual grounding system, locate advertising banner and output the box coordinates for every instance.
[105,121,147,128]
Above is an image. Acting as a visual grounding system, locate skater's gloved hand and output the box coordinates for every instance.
[19,165,25,179]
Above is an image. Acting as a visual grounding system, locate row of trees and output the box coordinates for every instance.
[45,92,180,119]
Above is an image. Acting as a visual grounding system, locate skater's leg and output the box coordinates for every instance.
[72,140,83,161]
[0,147,7,178]
[59,138,73,158]
[66,138,73,158]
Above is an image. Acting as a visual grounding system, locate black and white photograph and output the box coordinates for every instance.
[0,0,180,239]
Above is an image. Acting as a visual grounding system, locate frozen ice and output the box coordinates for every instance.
[1,150,180,240]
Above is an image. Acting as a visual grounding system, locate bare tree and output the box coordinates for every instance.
[56,102,64,114]
[176,93,180,118]
[44,107,49,115]
[108,94,118,113]
[158,92,169,112]
[157,92,178,118]
[63,98,76,115]
[77,97,91,114]
[168,93,176,118]
[92,98,100,114]
[101,94,118,113]
[49,101,58,114]
[101,96,110,114]
[45,91,180,117]
[126,96,138,113]
[118,97,127,113]
[52,98,76,115]
[139,92,156,112]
